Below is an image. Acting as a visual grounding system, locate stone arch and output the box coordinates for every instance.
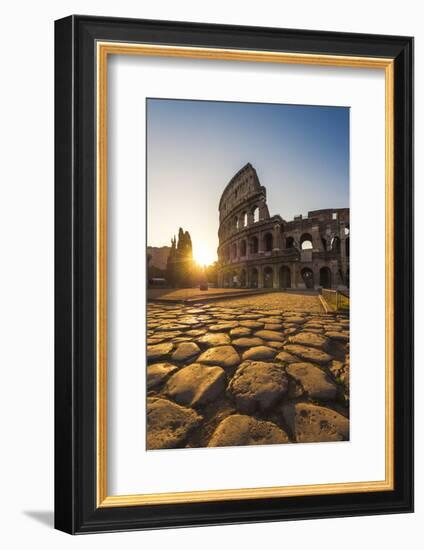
[223,272,232,287]
[300,233,313,250]
[240,268,247,287]
[264,232,274,252]
[285,236,295,249]
[319,266,332,289]
[250,267,259,288]
[279,265,291,288]
[231,242,237,259]
[263,266,274,288]
[252,206,259,223]
[228,270,238,288]
[240,239,247,257]
[301,267,314,289]
[242,212,248,227]
[250,235,259,254]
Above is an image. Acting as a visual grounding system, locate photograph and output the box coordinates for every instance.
[146,98,351,450]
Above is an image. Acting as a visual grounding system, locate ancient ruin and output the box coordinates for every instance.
[217,163,349,291]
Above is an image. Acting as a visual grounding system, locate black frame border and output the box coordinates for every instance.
[54,15,414,534]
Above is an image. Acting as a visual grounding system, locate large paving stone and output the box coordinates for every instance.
[283,316,306,324]
[284,344,332,364]
[209,322,239,331]
[152,331,181,340]
[228,361,289,413]
[147,342,174,361]
[257,317,282,325]
[275,350,300,364]
[147,337,166,345]
[267,341,285,350]
[239,320,264,329]
[198,332,231,347]
[147,362,178,390]
[147,397,202,449]
[197,345,241,368]
[156,323,187,331]
[208,414,289,447]
[237,313,262,320]
[325,331,349,342]
[232,337,265,348]
[281,402,349,443]
[185,329,207,337]
[254,329,286,342]
[230,326,252,337]
[171,342,200,362]
[286,362,338,400]
[264,323,284,331]
[165,364,226,407]
[288,332,329,350]
[242,346,277,361]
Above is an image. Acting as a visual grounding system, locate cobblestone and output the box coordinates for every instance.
[146,293,349,450]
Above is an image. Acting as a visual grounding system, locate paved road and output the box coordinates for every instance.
[146,297,349,450]
[213,291,322,312]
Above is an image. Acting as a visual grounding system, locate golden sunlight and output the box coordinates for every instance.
[193,244,216,267]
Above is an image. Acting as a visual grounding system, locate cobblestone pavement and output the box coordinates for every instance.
[213,291,324,311]
[147,292,349,450]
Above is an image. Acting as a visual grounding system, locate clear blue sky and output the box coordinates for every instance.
[147,98,349,265]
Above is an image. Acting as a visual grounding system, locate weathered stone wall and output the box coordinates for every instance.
[217,164,350,290]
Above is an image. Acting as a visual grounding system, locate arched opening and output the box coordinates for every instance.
[234,216,239,231]
[279,266,291,289]
[223,272,231,288]
[250,268,259,288]
[250,236,259,254]
[240,239,247,257]
[252,206,259,223]
[319,267,332,289]
[264,232,273,252]
[321,237,327,251]
[331,236,341,253]
[240,269,247,288]
[345,236,350,257]
[263,266,274,288]
[230,271,237,288]
[243,212,248,227]
[286,236,294,249]
[300,233,313,250]
[301,267,314,289]
[231,242,237,259]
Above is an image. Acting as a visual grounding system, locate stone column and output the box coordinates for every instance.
[313,265,320,290]
[273,265,279,289]
[258,232,264,255]
[273,224,281,251]
[258,268,264,289]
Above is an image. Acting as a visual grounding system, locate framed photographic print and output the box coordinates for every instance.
[54,15,414,533]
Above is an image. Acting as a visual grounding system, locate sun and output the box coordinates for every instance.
[193,245,216,267]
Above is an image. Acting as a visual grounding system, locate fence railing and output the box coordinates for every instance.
[321,289,350,312]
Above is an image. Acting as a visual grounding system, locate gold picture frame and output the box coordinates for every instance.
[55,15,413,534]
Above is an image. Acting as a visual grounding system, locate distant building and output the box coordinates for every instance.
[147,246,171,271]
[217,163,349,290]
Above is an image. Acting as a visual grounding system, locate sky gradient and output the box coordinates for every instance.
[147,98,349,266]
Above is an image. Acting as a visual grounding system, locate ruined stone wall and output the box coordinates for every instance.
[217,164,350,290]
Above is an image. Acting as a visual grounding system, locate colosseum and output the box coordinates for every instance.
[217,163,349,291]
